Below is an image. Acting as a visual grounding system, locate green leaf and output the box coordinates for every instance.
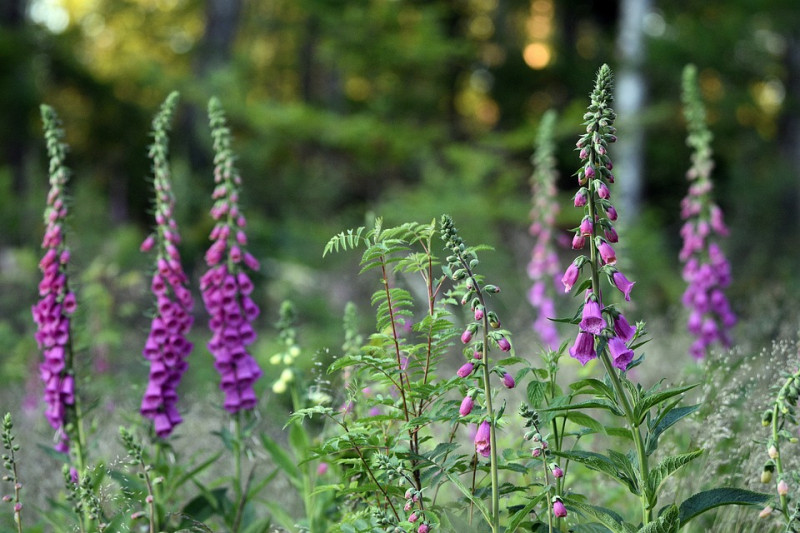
[562,496,637,533]
[678,488,772,527]
[506,491,548,532]
[647,449,704,499]
[180,487,229,525]
[637,504,679,533]
[570,378,616,400]
[550,450,637,494]
[539,399,624,417]
[607,450,641,495]
[645,404,700,456]
[264,500,300,533]
[566,411,606,434]
[527,380,548,408]
[260,434,301,489]
[633,384,698,424]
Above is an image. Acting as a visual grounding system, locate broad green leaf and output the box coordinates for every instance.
[562,496,637,533]
[647,449,703,498]
[527,380,548,408]
[179,487,229,525]
[551,450,634,493]
[637,504,679,533]
[506,491,548,532]
[678,488,772,526]
[645,404,700,456]
[633,384,698,424]
[566,411,606,434]
[570,378,616,400]
[539,399,624,417]
[607,449,641,495]
[260,434,301,488]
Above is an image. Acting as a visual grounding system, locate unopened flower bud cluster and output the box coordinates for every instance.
[270,301,300,394]
[442,215,516,460]
[562,65,638,371]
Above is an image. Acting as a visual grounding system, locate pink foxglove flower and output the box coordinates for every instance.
[608,337,634,370]
[459,396,474,416]
[579,295,606,335]
[33,106,77,453]
[569,331,597,366]
[201,98,262,413]
[502,372,515,389]
[679,65,736,359]
[553,499,567,518]
[475,420,491,457]
[139,93,194,438]
[527,110,562,350]
[457,362,475,378]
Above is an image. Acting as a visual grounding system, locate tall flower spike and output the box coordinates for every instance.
[679,65,735,359]
[563,64,636,370]
[527,110,561,350]
[201,98,263,413]
[33,105,78,453]
[139,92,194,438]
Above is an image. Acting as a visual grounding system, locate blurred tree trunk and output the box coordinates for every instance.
[182,0,243,172]
[614,0,650,221]
[779,30,800,230]
[1,0,29,198]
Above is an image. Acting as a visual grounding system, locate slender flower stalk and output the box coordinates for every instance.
[139,92,194,438]
[33,105,87,468]
[202,99,262,533]
[201,97,263,414]
[563,64,651,525]
[442,215,518,533]
[527,110,561,350]
[679,65,736,359]
[2,414,24,533]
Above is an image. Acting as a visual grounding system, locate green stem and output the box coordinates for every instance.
[771,402,789,519]
[586,179,651,525]
[232,414,243,533]
[479,317,500,532]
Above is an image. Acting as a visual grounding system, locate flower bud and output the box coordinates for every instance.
[409,512,418,523]
[474,306,484,321]
[497,336,511,352]
[768,445,779,459]
[761,469,773,484]
[759,506,773,519]
[778,480,789,495]
[418,524,430,533]
[551,464,564,478]
[553,499,567,518]
[457,362,475,378]
[502,372,515,388]
[459,396,474,416]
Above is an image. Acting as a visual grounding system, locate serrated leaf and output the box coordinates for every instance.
[647,449,703,499]
[633,384,698,424]
[638,504,679,533]
[678,488,772,526]
[645,404,700,456]
[570,378,616,400]
[562,496,637,533]
[551,450,636,493]
[527,380,548,408]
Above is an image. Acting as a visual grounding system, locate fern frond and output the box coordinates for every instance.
[323,226,368,257]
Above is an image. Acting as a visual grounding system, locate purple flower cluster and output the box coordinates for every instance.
[527,110,561,350]
[33,106,76,453]
[202,98,262,413]
[563,65,637,371]
[139,93,195,437]
[679,65,735,359]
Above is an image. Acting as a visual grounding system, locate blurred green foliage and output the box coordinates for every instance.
[2,0,800,407]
